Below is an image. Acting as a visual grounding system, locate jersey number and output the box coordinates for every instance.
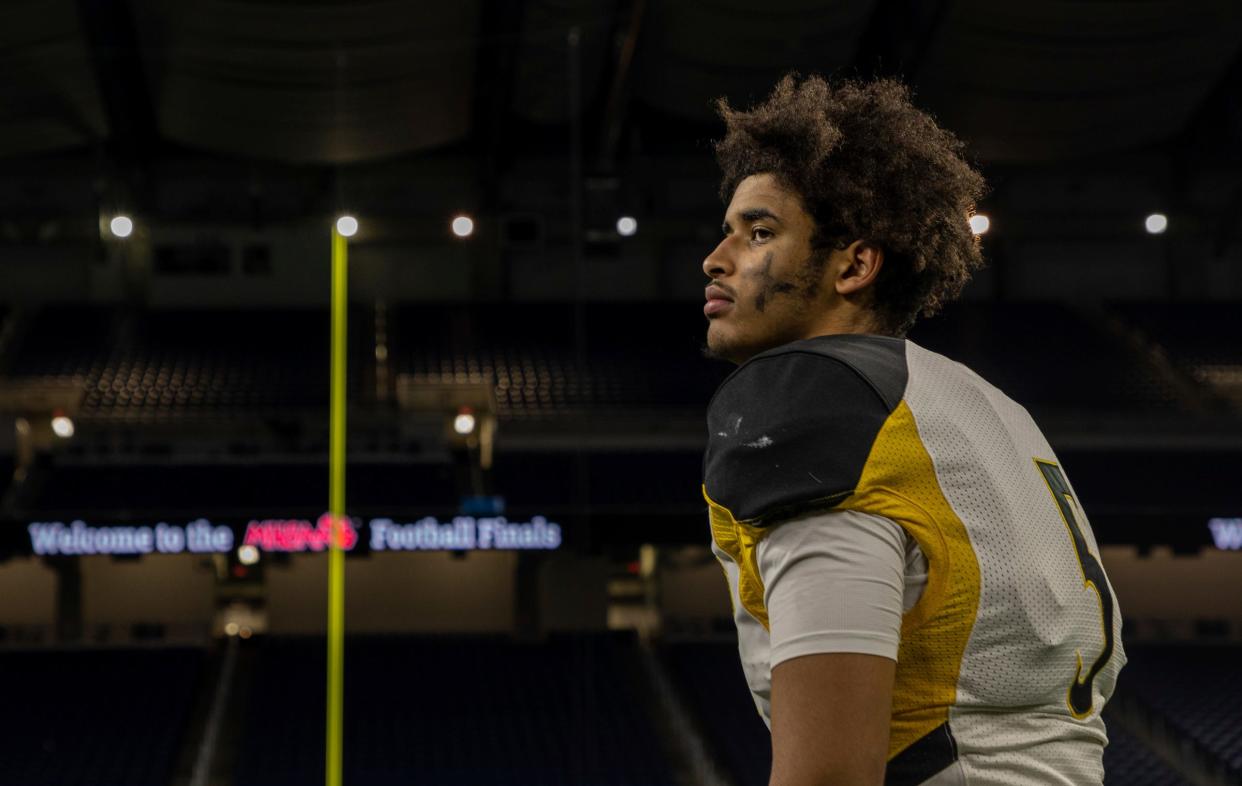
[1035,459,1115,719]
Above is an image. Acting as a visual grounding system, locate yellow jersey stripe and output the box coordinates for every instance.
[840,400,982,759]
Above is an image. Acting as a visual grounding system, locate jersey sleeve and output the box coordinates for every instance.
[758,509,909,665]
[703,351,894,527]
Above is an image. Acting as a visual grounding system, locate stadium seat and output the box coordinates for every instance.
[233,633,677,786]
[0,647,203,786]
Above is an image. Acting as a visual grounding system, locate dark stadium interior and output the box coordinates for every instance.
[3,1,1242,785]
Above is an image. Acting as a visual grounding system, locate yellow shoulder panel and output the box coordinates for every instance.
[703,484,773,630]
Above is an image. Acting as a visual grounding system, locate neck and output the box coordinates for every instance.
[800,302,885,339]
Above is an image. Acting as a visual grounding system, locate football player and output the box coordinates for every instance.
[701,74,1125,786]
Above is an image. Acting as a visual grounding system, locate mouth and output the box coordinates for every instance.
[704,285,735,318]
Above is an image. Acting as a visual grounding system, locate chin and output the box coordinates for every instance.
[705,323,758,365]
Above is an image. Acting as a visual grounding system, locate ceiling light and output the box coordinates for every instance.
[51,415,75,439]
[109,215,134,238]
[336,215,359,237]
[454,411,476,435]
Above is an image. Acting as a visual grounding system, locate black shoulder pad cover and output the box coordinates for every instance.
[703,336,907,526]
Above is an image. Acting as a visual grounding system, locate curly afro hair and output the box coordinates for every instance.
[714,74,986,335]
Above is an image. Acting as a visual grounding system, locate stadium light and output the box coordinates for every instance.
[51,414,74,439]
[969,214,990,236]
[1145,213,1168,235]
[109,215,134,238]
[454,410,477,435]
[616,216,638,237]
[237,544,260,566]
[451,215,475,238]
[335,215,359,237]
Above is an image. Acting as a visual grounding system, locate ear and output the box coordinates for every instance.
[834,240,884,297]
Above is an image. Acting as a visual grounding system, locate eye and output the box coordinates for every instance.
[751,226,773,242]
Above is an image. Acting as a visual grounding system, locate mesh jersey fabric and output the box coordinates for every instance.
[703,335,1126,786]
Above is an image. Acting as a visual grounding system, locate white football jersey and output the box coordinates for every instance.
[702,334,1126,785]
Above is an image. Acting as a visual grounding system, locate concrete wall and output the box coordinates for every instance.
[659,546,732,624]
[80,554,216,627]
[6,544,1237,639]
[537,552,609,631]
[265,550,517,634]
[1101,545,1242,622]
[0,557,56,626]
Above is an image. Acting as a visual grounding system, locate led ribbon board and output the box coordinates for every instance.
[26,515,563,556]
[368,516,562,551]
[28,519,234,556]
[1208,517,1242,550]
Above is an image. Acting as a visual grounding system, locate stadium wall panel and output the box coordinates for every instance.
[82,553,215,628]
[536,552,609,631]
[1101,546,1242,623]
[264,551,517,634]
[0,557,56,627]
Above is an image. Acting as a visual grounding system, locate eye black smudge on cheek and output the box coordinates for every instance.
[749,251,799,314]
[751,252,773,313]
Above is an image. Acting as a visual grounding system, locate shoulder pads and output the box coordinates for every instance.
[703,335,907,526]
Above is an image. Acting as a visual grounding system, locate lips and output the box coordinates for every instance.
[704,285,734,317]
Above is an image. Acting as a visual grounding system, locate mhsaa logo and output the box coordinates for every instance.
[1207,518,1242,551]
[243,514,359,553]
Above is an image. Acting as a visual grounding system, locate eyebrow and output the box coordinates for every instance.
[722,207,782,234]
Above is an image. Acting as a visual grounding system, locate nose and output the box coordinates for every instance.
[702,236,733,280]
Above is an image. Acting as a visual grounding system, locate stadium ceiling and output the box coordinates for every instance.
[2,0,1242,166]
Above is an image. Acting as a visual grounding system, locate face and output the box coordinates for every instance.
[702,174,835,365]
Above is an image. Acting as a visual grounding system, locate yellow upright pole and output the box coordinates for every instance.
[327,226,348,786]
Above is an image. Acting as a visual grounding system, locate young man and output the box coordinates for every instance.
[700,75,1125,786]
